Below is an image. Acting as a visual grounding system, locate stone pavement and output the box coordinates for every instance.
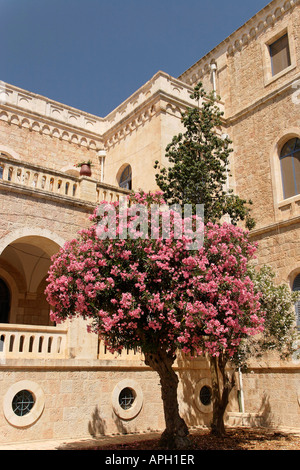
[1,426,300,451]
[0,431,161,451]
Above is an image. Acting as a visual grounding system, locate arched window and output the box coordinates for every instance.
[280,138,300,199]
[292,274,300,328]
[0,278,10,323]
[119,165,132,190]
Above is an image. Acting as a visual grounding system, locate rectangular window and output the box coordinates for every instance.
[269,34,291,76]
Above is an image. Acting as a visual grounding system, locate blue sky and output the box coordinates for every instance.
[0,0,269,117]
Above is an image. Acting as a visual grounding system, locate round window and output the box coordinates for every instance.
[12,390,35,416]
[194,378,213,414]
[199,385,212,406]
[112,379,143,420]
[3,380,45,428]
[119,387,136,410]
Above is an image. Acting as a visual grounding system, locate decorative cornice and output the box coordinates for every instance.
[0,81,103,150]
[179,0,299,84]
[102,71,225,149]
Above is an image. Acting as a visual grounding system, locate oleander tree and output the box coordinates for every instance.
[210,264,300,438]
[151,81,299,438]
[154,82,255,230]
[237,264,300,367]
[45,191,264,449]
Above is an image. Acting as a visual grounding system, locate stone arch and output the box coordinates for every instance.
[288,266,300,289]
[0,145,22,161]
[61,164,80,177]
[0,228,65,257]
[269,128,300,204]
[0,229,65,325]
[116,163,132,190]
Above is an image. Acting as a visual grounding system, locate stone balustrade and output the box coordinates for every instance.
[0,322,144,363]
[98,340,143,361]
[0,154,129,204]
[0,324,68,360]
[0,155,79,198]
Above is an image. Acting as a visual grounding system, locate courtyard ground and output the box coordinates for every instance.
[59,427,300,451]
[1,427,299,450]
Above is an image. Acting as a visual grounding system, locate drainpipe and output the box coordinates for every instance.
[238,368,245,413]
[210,62,217,99]
[98,150,106,183]
[221,133,231,224]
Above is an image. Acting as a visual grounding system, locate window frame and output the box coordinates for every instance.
[292,274,300,328]
[280,137,300,200]
[112,379,143,420]
[118,164,132,190]
[269,33,291,77]
[3,380,45,428]
[269,130,300,218]
[261,25,297,86]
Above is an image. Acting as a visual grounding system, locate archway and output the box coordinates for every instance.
[0,230,64,325]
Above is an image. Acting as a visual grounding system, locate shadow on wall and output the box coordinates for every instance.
[88,406,133,437]
[258,392,275,428]
[178,364,213,429]
[88,406,107,436]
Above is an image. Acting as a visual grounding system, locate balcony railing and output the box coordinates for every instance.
[98,340,144,361]
[0,154,129,204]
[0,324,68,360]
[0,155,80,198]
[0,323,205,367]
[0,324,144,363]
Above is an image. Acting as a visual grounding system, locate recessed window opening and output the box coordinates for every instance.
[280,138,300,199]
[292,274,300,328]
[119,387,136,410]
[199,385,212,406]
[12,390,35,417]
[269,34,291,76]
[119,165,132,190]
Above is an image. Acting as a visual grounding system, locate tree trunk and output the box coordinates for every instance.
[209,355,235,437]
[144,348,191,449]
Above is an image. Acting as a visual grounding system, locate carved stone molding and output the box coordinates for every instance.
[0,108,102,150]
[179,0,299,84]
[0,81,104,150]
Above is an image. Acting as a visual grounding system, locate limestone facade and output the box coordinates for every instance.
[0,0,299,445]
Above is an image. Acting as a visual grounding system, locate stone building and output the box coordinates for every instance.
[0,0,299,445]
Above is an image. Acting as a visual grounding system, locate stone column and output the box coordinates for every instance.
[66,316,98,359]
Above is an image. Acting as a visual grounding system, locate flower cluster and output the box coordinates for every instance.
[45,191,264,358]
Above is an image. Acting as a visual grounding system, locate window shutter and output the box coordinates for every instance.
[269,34,291,76]
[292,274,300,327]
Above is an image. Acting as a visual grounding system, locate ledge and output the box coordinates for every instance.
[250,214,300,237]
[0,179,97,209]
